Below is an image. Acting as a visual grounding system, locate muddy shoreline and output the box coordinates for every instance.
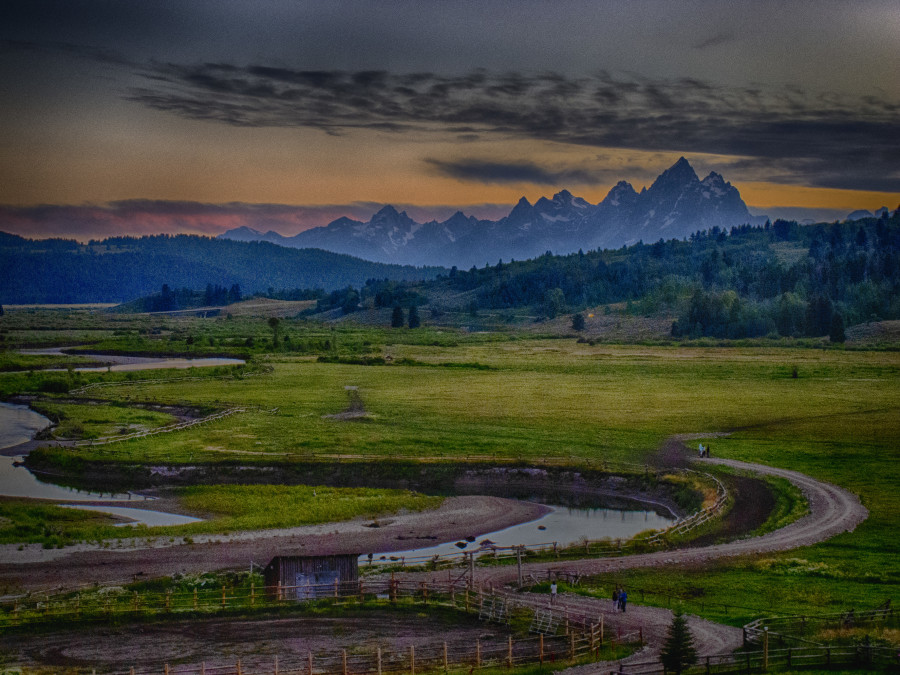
[0,495,550,593]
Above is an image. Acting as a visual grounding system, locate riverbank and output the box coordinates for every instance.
[0,495,549,592]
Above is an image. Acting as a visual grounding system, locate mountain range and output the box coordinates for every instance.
[221,158,765,267]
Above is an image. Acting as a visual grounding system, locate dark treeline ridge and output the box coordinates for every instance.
[453,212,900,339]
[343,212,898,340]
[0,232,445,304]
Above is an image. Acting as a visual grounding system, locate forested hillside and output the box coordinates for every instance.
[315,211,898,340]
[441,212,900,338]
[0,233,444,304]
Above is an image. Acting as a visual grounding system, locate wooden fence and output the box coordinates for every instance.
[743,603,895,646]
[0,579,619,636]
[1,581,641,675]
[615,644,900,674]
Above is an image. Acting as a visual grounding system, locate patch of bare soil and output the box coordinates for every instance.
[686,474,774,547]
[0,609,510,672]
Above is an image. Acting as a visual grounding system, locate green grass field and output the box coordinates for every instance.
[2,309,899,633]
[0,486,441,546]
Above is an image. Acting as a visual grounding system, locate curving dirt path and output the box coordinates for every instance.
[462,454,868,586]
[391,448,869,670]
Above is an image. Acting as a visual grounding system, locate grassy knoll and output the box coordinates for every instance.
[0,486,441,546]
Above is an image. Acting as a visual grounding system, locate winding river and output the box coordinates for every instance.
[2,353,674,544]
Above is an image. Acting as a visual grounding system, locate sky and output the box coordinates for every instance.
[1,0,898,241]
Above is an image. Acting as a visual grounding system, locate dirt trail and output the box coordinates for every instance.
[392,443,868,671]
[462,454,867,586]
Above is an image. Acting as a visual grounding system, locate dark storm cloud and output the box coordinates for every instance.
[125,63,900,191]
[425,158,603,185]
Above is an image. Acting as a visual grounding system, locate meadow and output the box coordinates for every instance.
[0,486,441,547]
[2,308,899,631]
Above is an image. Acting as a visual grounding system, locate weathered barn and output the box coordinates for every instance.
[264,554,359,600]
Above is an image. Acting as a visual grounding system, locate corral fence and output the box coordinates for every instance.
[743,602,895,647]
[0,579,626,639]
[614,645,900,674]
[1,581,641,675]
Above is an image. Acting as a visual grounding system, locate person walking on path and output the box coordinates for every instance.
[612,588,620,610]
[550,581,557,605]
[620,589,628,612]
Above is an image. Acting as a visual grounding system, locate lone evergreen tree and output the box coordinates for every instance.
[571,313,585,331]
[408,305,421,329]
[267,317,280,347]
[660,612,697,674]
[829,311,846,343]
[391,305,405,328]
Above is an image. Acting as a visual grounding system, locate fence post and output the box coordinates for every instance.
[600,615,604,644]
[443,642,448,672]
[164,664,170,675]
[237,659,242,675]
[308,650,313,675]
[475,639,481,668]
[377,646,382,675]
[569,632,575,659]
[539,634,544,665]
[251,582,256,607]
[342,649,348,675]
[507,636,513,668]
[410,645,415,675]
[590,624,596,655]
[274,655,279,675]
[516,547,523,587]
[201,662,206,675]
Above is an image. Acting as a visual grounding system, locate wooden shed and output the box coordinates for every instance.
[264,554,359,600]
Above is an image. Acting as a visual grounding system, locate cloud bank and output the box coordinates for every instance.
[127,64,900,192]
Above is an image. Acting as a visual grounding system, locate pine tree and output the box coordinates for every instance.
[408,305,421,329]
[571,313,585,331]
[829,312,846,343]
[659,612,697,674]
[391,305,405,328]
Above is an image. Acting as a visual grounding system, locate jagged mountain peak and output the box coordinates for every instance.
[650,157,699,191]
[374,204,402,219]
[219,159,759,268]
